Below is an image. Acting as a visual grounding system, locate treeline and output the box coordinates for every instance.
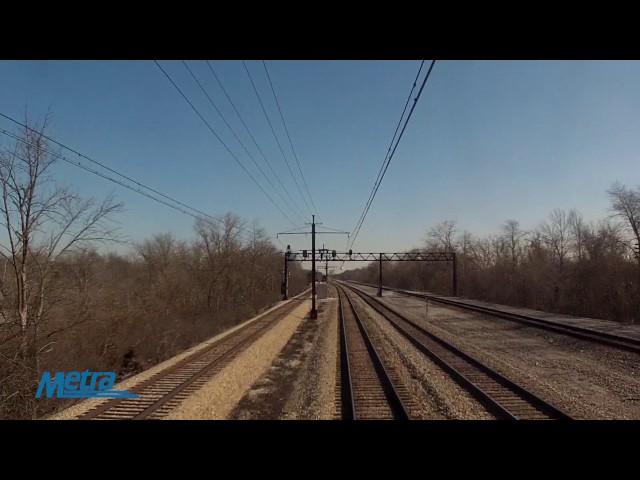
[339,184,640,325]
[0,119,306,419]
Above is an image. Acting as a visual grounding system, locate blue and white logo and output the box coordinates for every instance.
[35,370,139,399]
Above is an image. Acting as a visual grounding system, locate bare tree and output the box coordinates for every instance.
[474,236,497,269]
[0,117,122,368]
[608,182,640,261]
[192,214,245,313]
[427,220,457,252]
[502,219,526,271]
[568,209,587,261]
[540,209,571,270]
[0,128,301,418]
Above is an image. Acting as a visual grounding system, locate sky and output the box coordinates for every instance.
[1,60,639,264]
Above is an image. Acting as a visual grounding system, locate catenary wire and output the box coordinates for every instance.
[349,60,436,250]
[181,61,305,225]
[262,60,319,219]
[242,60,313,217]
[153,60,298,227]
[348,60,426,248]
[205,61,307,222]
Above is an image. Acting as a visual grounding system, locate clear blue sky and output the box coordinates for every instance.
[1,60,639,256]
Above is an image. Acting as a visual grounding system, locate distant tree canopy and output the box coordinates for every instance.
[339,184,640,325]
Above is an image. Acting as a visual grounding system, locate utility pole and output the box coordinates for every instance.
[282,245,290,300]
[325,256,328,281]
[452,252,458,297]
[318,243,329,281]
[425,296,429,321]
[311,215,317,318]
[277,221,349,320]
[378,252,383,297]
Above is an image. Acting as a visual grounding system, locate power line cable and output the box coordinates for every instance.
[262,60,319,218]
[153,60,298,227]
[349,60,437,249]
[242,60,313,217]
[315,224,350,233]
[350,60,436,248]
[0,111,232,227]
[205,61,306,222]
[182,61,305,225]
[0,127,256,239]
[349,60,426,247]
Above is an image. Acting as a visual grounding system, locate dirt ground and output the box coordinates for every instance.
[353,284,640,419]
[230,289,338,420]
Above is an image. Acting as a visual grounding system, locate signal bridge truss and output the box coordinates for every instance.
[284,250,457,297]
[286,251,455,262]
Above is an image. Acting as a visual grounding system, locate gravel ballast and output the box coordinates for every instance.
[49,296,308,420]
[165,299,310,419]
[354,284,640,419]
[230,290,339,420]
[348,291,494,419]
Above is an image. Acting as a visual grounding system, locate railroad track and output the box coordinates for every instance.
[350,281,640,354]
[337,284,412,420]
[78,292,308,420]
[339,281,572,420]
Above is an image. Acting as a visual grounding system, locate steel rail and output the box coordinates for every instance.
[79,290,309,420]
[336,285,411,420]
[340,281,572,420]
[350,281,640,354]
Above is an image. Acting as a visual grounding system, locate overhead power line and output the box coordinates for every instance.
[153,60,298,227]
[0,111,225,226]
[181,61,305,225]
[0,126,250,236]
[349,61,426,246]
[349,60,437,250]
[262,60,319,218]
[205,60,306,222]
[242,60,313,217]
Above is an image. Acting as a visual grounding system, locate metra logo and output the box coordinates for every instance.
[35,371,139,399]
